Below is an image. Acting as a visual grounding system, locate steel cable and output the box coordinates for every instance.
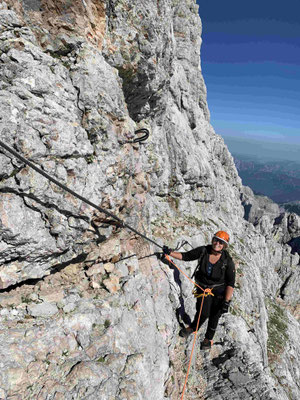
[0,139,162,250]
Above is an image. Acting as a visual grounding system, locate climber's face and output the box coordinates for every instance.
[212,238,224,252]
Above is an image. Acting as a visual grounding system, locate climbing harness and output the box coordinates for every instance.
[123,128,149,144]
[164,255,214,400]
[193,287,214,298]
[0,138,161,250]
[193,282,224,298]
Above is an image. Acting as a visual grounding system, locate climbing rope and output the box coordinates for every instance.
[164,255,213,400]
[0,138,161,250]
[164,255,205,292]
[181,288,211,400]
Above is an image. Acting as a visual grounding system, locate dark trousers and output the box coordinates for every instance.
[190,294,223,340]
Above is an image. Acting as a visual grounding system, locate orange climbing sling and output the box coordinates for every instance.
[193,287,214,298]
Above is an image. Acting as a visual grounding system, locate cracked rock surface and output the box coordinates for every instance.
[0,1,299,399]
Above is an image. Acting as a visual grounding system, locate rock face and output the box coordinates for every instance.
[241,186,300,309]
[0,1,299,399]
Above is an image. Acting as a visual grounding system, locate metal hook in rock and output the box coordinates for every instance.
[122,128,150,144]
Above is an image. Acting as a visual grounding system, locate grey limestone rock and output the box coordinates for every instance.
[28,301,59,317]
[0,2,299,400]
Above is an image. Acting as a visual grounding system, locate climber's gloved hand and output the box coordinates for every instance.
[221,300,231,314]
[162,245,172,255]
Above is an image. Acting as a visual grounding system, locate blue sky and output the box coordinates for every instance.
[196,0,300,162]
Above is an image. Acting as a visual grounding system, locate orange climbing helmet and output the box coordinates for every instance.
[213,230,230,246]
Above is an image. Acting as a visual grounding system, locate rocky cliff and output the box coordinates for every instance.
[0,1,299,399]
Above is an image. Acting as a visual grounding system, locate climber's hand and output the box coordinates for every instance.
[162,245,172,255]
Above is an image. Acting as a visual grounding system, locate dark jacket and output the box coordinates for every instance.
[181,245,235,289]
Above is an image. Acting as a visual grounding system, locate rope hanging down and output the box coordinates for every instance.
[0,138,161,250]
[165,255,213,400]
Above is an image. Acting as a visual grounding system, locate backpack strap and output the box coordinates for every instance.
[221,250,229,269]
[191,246,207,279]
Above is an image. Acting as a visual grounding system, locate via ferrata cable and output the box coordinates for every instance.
[0,138,162,250]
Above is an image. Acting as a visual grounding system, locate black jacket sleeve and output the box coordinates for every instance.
[181,246,205,262]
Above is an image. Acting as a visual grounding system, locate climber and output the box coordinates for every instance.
[163,231,235,350]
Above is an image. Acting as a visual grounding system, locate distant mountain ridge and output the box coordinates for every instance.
[282,201,300,216]
[233,156,300,210]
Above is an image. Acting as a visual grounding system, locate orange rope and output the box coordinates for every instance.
[180,288,212,400]
[164,255,213,400]
[164,255,204,292]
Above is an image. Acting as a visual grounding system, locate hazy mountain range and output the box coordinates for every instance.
[224,137,300,163]
[233,155,300,215]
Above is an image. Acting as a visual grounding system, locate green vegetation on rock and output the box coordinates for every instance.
[266,299,288,363]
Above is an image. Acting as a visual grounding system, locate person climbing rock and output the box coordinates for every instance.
[163,231,235,350]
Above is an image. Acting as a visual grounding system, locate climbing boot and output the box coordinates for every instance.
[200,338,213,350]
[179,327,194,338]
